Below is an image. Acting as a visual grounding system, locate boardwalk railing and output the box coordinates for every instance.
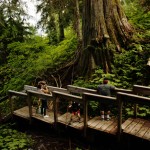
[8,90,27,118]
[6,84,150,142]
[27,90,53,123]
[52,91,82,127]
[117,92,150,141]
[67,85,97,95]
[82,92,117,136]
[0,96,9,122]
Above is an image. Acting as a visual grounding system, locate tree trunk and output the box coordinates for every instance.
[58,11,65,41]
[75,0,82,41]
[79,0,133,76]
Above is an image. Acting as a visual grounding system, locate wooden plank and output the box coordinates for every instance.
[88,119,101,128]
[117,92,150,105]
[133,85,150,96]
[67,85,97,94]
[130,119,145,135]
[87,116,100,126]
[73,118,84,128]
[52,91,82,103]
[47,86,68,93]
[58,113,68,121]
[143,128,150,141]
[123,118,140,133]
[109,124,118,135]
[27,90,52,100]
[99,119,115,131]
[115,88,132,94]
[32,113,54,124]
[13,106,30,119]
[24,85,37,91]
[95,120,108,130]
[69,118,84,129]
[83,92,116,104]
[122,118,134,130]
[8,90,27,97]
[58,112,72,124]
[136,121,150,139]
[105,121,117,133]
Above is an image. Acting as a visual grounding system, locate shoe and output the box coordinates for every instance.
[44,115,49,118]
[78,118,81,123]
[106,117,111,121]
[101,118,104,121]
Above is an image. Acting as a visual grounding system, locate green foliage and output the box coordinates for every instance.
[123,0,150,40]
[113,43,150,88]
[0,123,34,150]
[0,0,32,64]
[73,68,117,90]
[0,99,11,117]
[0,29,77,95]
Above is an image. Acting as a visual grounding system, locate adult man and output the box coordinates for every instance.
[97,78,115,120]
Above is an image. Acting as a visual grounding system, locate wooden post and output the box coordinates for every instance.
[53,93,58,128]
[117,94,123,143]
[83,94,88,137]
[8,93,13,118]
[27,92,32,124]
[133,104,137,118]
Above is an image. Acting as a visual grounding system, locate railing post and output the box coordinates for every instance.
[8,92,13,118]
[27,91,32,124]
[117,93,123,143]
[53,93,58,128]
[83,94,88,137]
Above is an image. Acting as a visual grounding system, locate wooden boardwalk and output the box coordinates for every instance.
[3,84,150,144]
[14,106,150,141]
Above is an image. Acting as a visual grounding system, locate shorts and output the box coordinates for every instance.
[72,110,80,115]
[100,103,111,112]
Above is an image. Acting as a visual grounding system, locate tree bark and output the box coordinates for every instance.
[75,0,82,41]
[79,0,133,76]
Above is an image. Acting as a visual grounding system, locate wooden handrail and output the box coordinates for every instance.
[27,90,53,100]
[133,85,150,96]
[27,90,53,124]
[115,88,132,94]
[8,90,27,118]
[8,90,27,97]
[117,92,150,141]
[82,92,117,137]
[67,85,97,95]
[24,85,37,91]
[117,92,150,104]
[47,86,68,93]
[83,92,116,103]
[52,90,82,127]
[52,90,82,102]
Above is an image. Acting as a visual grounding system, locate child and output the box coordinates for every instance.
[68,101,81,124]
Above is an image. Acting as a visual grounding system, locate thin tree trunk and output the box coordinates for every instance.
[58,11,65,41]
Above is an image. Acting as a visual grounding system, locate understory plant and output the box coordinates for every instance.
[0,123,34,150]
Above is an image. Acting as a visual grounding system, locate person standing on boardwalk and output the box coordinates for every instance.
[97,78,115,120]
[37,81,49,118]
[68,101,81,125]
